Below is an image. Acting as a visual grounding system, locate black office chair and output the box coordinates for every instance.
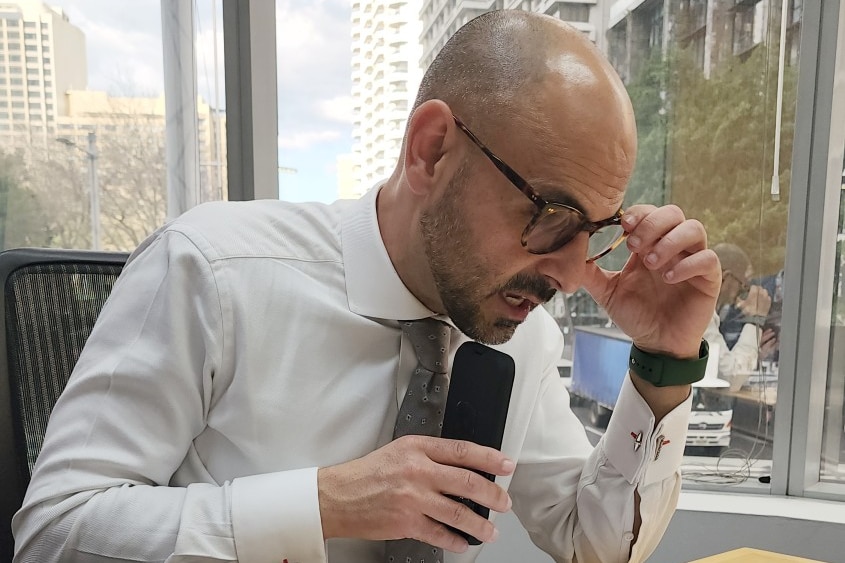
[0,248,128,562]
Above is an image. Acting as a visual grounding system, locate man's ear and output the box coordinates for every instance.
[404,100,460,197]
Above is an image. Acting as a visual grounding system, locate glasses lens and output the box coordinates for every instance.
[524,206,583,253]
[587,224,626,260]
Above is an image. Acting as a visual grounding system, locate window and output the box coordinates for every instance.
[817,69,845,487]
[733,0,767,55]
[821,186,845,483]
[543,0,806,493]
[559,3,590,23]
[0,1,225,253]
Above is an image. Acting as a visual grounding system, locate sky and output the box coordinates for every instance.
[51,0,354,204]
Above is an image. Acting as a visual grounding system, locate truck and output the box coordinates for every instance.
[569,326,732,452]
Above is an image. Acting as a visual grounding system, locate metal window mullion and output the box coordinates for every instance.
[222,0,278,201]
[161,0,201,219]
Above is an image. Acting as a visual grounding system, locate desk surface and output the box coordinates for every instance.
[688,548,828,562]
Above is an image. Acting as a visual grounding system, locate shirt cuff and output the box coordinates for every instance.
[232,467,327,563]
[601,374,693,486]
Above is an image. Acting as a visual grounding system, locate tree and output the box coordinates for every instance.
[0,149,55,250]
[8,111,169,252]
[667,43,796,277]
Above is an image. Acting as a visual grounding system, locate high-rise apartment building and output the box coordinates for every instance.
[0,0,86,145]
[606,0,802,84]
[350,0,423,196]
[421,1,606,70]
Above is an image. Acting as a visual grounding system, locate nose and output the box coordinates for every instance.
[534,232,589,294]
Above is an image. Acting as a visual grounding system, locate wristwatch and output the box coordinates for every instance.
[628,340,710,387]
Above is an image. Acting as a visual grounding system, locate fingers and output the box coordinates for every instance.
[738,286,772,316]
[422,492,502,546]
[420,435,515,477]
[391,436,513,547]
[761,328,777,343]
[407,435,513,514]
[622,204,719,290]
[623,204,706,266]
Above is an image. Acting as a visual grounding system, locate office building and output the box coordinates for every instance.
[350,0,424,196]
[421,1,606,70]
[606,0,803,83]
[55,90,227,203]
[0,0,85,145]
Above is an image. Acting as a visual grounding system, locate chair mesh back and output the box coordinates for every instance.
[4,262,122,483]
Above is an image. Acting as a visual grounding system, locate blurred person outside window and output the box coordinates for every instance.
[705,243,778,383]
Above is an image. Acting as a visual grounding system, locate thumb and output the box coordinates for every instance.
[581,261,614,308]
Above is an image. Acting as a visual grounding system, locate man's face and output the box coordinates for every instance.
[420,161,557,345]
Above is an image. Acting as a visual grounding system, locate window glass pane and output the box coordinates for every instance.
[0,0,226,252]
[559,0,801,482]
[820,152,845,484]
[275,0,355,201]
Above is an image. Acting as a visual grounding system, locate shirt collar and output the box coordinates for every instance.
[341,184,436,321]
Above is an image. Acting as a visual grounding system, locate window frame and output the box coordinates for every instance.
[775,0,845,501]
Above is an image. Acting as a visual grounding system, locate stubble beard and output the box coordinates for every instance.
[420,165,556,345]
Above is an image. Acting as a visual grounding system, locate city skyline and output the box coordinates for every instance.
[21,0,355,204]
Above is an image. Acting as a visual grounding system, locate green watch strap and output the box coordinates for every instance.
[628,340,710,387]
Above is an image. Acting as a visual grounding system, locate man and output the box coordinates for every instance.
[705,243,776,382]
[13,11,719,563]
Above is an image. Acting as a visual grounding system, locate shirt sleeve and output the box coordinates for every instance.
[704,313,760,379]
[12,228,328,563]
[509,331,692,563]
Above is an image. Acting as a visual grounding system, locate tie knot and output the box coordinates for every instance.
[401,318,452,374]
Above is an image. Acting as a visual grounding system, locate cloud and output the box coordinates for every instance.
[278,130,342,150]
[57,0,164,95]
[316,96,354,124]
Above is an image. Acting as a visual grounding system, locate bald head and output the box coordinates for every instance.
[414,10,633,136]
[713,243,751,277]
[410,10,636,195]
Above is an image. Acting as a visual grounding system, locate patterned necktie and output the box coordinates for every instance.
[385,318,452,563]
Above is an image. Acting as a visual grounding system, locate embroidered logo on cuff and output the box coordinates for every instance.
[654,434,671,461]
[630,431,643,451]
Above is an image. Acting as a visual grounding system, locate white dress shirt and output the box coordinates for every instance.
[13,186,692,563]
[704,312,761,382]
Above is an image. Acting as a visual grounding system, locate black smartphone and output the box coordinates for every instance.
[763,302,782,339]
[440,341,515,545]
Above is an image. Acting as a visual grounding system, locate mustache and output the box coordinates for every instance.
[499,273,557,304]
